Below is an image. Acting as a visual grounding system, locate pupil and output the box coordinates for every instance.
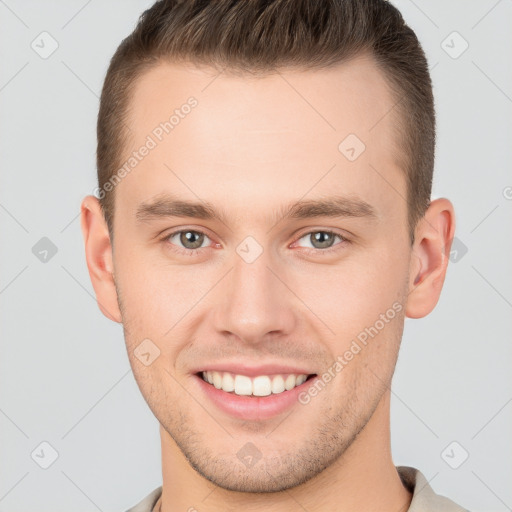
[312,231,333,249]
[181,231,203,249]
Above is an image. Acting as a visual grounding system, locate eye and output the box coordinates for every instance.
[162,229,212,254]
[294,230,348,252]
[160,228,348,257]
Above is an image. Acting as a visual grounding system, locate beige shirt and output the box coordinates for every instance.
[125,465,469,512]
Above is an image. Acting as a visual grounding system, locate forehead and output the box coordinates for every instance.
[128,53,399,145]
[117,54,406,227]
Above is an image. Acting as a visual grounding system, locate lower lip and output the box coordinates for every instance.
[193,374,317,421]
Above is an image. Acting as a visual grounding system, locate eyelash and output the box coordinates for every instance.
[159,228,349,257]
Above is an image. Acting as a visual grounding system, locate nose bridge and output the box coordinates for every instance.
[212,242,295,344]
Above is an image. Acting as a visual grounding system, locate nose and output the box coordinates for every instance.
[211,246,297,346]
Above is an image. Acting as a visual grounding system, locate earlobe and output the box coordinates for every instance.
[405,198,456,319]
[80,195,122,323]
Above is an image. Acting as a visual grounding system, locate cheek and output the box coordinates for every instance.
[113,244,206,376]
[308,250,407,405]
[296,245,408,339]
[114,243,201,328]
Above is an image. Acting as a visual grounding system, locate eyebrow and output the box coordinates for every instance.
[135,193,378,225]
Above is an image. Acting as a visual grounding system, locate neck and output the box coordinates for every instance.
[157,390,412,512]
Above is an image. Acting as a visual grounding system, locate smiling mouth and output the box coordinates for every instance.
[197,371,317,397]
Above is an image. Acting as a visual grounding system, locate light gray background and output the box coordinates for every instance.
[1,1,511,511]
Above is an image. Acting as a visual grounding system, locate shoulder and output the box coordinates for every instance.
[397,466,470,512]
[123,486,162,512]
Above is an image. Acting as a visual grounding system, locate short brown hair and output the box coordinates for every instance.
[97,0,435,243]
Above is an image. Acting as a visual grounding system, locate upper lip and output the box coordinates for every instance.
[192,363,317,377]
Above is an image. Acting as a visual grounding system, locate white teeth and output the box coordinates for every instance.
[271,375,285,394]
[201,371,310,396]
[284,374,296,391]
[212,372,222,389]
[222,372,235,392]
[234,375,253,395]
[252,376,272,396]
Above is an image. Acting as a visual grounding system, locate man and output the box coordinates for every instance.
[80,0,468,510]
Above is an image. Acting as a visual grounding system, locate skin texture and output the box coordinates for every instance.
[81,53,455,512]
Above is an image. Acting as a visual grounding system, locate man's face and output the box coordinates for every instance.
[110,55,412,491]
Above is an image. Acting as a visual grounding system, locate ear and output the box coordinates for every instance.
[405,198,456,319]
[80,195,122,323]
